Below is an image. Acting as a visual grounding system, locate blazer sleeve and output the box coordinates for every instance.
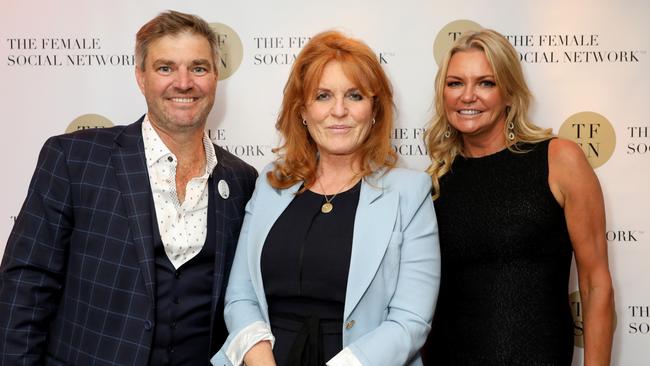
[347,172,441,365]
[212,173,274,366]
[0,137,72,365]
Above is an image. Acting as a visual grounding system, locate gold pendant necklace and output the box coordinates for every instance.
[321,201,333,214]
[317,175,357,214]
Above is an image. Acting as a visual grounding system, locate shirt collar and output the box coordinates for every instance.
[142,115,218,175]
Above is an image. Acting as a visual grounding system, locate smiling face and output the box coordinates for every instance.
[444,49,510,144]
[301,60,374,162]
[135,31,217,136]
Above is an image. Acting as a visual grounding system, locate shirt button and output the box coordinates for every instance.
[345,320,355,329]
[143,320,152,331]
[174,271,180,279]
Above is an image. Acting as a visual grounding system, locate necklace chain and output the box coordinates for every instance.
[317,175,358,214]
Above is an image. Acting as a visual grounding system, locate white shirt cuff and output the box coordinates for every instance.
[225,321,275,366]
[327,347,362,366]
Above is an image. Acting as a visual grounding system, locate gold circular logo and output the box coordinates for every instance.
[65,114,113,133]
[209,23,243,80]
[558,111,616,168]
[433,19,483,66]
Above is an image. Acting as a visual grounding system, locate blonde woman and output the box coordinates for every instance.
[422,29,613,365]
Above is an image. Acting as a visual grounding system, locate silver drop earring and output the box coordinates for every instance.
[444,125,451,139]
[302,119,307,126]
[507,121,515,141]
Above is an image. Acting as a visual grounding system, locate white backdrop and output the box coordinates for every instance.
[2,0,648,364]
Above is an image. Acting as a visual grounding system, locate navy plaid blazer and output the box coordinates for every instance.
[0,117,257,365]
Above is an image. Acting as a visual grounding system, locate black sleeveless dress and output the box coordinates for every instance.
[424,140,574,365]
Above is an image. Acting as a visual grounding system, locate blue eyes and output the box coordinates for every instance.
[314,91,365,101]
[156,65,210,74]
[348,92,364,101]
[315,93,329,101]
[446,80,497,88]
[192,66,208,74]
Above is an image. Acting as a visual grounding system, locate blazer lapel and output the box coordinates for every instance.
[111,117,156,301]
[208,162,234,310]
[208,147,260,314]
[248,180,302,320]
[344,173,399,319]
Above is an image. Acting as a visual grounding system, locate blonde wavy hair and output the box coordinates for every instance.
[424,29,553,199]
[268,31,396,190]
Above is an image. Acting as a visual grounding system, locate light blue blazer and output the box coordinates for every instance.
[212,165,441,365]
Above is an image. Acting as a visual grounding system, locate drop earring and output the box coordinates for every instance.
[444,125,451,139]
[507,121,515,141]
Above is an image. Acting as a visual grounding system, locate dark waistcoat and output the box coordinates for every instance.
[149,179,217,365]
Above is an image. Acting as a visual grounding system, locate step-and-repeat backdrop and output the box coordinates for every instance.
[2,0,648,364]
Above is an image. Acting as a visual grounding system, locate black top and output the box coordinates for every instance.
[261,182,360,366]
[425,140,575,365]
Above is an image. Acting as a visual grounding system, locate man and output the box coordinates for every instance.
[0,10,257,365]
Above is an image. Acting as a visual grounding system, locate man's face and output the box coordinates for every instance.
[136,32,217,136]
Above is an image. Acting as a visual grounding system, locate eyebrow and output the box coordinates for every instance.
[191,59,212,67]
[151,59,174,67]
[445,74,495,79]
[150,58,213,67]
[315,86,362,92]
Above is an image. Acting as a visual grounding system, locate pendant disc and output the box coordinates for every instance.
[321,202,333,213]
